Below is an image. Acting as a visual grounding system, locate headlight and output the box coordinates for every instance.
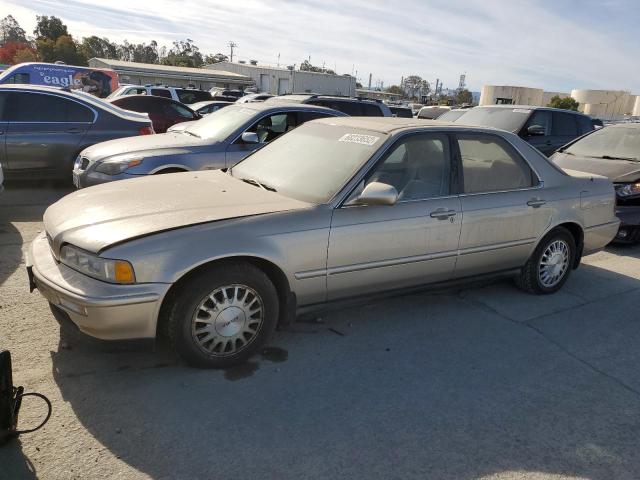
[616,183,640,198]
[94,158,143,175]
[60,244,136,284]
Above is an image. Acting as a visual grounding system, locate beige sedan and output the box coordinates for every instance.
[28,118,619,368]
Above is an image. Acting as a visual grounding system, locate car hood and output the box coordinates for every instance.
[43,170,311,254]
[552,152,640,183]
[81,132,210,160]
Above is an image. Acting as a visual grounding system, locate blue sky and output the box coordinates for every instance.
[4,0,640,93]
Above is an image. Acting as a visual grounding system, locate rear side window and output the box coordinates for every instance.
[7,92,93,122]
[151,88,172,98]
[457,134,534,193]
[552,112,578,136]
[308,99,361,116]
[360,103,383,116]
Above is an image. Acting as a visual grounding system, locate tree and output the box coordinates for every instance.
[386,85,404,96]
[162,39,203,67]
[204,52,228,64]
[12,47,38,63]
[36,35,87,65]
[0,41,37,64]
[455,89,473,105]
[299,59,335,74]
[80,36,118,60]
[0,15,27,46]
[547,95,579,111]
[34,15,68,41]
[402,75,429,99]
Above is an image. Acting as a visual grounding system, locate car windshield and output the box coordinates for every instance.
[454,107,532,132]
[230,122,387,203]
[564,126,640,161]
[184,105,258,140]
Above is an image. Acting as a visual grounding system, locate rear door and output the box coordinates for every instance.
[5,91,93,176]
[454,133,552,278]
[225,112,297,167]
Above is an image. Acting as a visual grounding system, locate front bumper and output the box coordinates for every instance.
[614,205,640,243]
[27,232,170,340]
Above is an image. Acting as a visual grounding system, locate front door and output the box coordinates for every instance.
[327,132,461,300]
[520,110,553,155]
[5,91,92,175]
[453,133,552,278]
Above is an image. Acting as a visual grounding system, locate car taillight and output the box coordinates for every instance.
[139,126,155,135]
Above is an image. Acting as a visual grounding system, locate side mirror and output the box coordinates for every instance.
[241,131,260,144]
[348,182,398,206]
[526,124,546,136]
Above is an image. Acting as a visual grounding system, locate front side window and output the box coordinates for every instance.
[523,110,551,135]
[457,134,534,193]
[241,112,296,143]
[8,73,30,84]
[365,133,451,200]
[552,112,578,136]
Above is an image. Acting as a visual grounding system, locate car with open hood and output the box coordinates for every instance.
[28,117,619,368]
[552,123,640,243]
[72,102,344,188]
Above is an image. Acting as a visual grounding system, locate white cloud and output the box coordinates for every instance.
[2,0,639,93]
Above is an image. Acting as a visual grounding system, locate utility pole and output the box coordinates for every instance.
[228,41,237,63]
[368,73,372,90]
[277,53,280,67]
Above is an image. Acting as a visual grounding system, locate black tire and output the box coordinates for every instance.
[167,262,279,368]
[515,227,576,295]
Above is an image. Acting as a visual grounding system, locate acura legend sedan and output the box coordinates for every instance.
[28,118,619,368]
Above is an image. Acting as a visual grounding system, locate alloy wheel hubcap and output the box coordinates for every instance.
[538,240,570,288]
[191,284,264,356]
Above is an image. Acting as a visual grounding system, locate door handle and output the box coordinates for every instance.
[430,208,457,220]
[66,128,83,134]
[527,198,547,208]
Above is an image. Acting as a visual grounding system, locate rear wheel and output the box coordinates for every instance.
[167,262,279,368]
[515,227,576,294]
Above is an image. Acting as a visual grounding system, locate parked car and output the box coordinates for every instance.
[30,117,619,368]
[551,123,640,243]
[436,109,468,122]
[267,94,393,116]
[454,106,595,156]
[389,106,413,118]
[0,85,153,181]
[72,103,345,188]
[109,95,200,133]
[108,85,213,105]
[408,103,424,116]
[236,93,274,103]
[211,89,246,100]
[417,106,451,119]
[189,100,234,116]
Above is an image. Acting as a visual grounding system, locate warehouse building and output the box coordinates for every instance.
[206,61,356,96]
[88,58,253,90]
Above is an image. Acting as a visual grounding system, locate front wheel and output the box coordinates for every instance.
[167,263,279,368]
[515,227,576,294]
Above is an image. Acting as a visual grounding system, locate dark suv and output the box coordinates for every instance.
[266,94,392,117]
[454,105,595,156]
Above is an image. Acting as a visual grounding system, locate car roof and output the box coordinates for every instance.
[110,94,174,103]
[475,104,588,115]
[190,100,234,108]
[233,101,345,115]
[0,84,150,122]
[310,116,479,134]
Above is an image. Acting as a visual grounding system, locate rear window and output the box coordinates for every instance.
[360,103,383,116]
[455,107,531,132]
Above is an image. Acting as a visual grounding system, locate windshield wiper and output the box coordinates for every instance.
[239,177,277,192]
[182,130,200,138]
[600,155,638,161]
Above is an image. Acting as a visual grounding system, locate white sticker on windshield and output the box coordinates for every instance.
[339,133,380,146]
[513,109,531,114]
